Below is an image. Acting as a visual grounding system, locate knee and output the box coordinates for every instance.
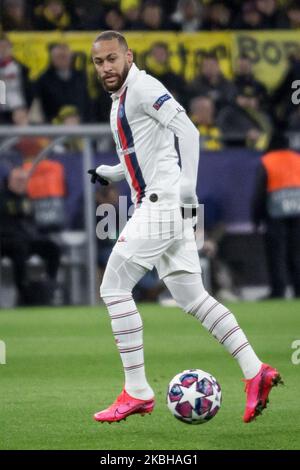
[99,253,143,301]
[165,273,208,314]
[99,276,131,301]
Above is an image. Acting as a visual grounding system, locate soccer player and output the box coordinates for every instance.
[89,31,282,423]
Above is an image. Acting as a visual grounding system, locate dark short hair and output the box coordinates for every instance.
[94,31,128,50]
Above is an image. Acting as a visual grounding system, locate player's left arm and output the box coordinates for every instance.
[137,77,200,208]
[167,112,200,208]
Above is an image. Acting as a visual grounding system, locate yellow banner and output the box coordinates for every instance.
[8,32,62,80]
[8,31,233,82]
[232,31,300,91]
[8,31,299,90]
[176,32,233,81]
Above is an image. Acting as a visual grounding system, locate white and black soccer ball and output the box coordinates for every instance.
[167,369,222,424]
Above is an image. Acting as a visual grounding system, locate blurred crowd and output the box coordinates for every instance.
[1,31,300,151]
[1,0,300,151]
[1,0,300,32]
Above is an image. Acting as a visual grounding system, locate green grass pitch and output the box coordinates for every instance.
[0,300,299,450]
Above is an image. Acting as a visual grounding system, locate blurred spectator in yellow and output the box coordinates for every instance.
[0,36,33,124]
[53,104,80,126]
[121,0,139,9]
[1,0,32,31]
[145,42,186,106]
[34,43,90,122]
[234,55,269,111]
[52,105,83,152]
[217,85,272,150]
[189,95,223,150]
[120,0,141,29]
[187,53,236,111]
[33,0,73,31]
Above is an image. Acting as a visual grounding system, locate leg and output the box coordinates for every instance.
[99,251,154,400]
[94,204,183,422]
[94,251,155,422]
[163,271,262,379]
[163,271,282,422]
[97,204,181,406]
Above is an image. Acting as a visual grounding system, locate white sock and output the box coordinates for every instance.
[191,293,262,379]
[104,295,154,400]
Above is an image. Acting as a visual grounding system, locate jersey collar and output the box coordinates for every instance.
[110,63,140,100]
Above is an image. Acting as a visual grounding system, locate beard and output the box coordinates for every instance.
[100,63,130,92]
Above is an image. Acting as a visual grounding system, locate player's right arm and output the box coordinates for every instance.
[95,163,125,182]
[88,163,125,185]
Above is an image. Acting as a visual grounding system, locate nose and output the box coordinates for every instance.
[103,60,113,74]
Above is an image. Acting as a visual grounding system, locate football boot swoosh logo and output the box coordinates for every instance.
[114,403,139,417]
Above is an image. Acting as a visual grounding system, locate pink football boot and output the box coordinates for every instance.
[243,363,283,423]
[94,389,155,423]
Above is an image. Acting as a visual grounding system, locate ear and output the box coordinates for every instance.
[126,48,134,64]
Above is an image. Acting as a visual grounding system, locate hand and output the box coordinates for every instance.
[87,169,109,186]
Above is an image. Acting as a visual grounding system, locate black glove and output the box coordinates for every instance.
[87,169,109,186]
